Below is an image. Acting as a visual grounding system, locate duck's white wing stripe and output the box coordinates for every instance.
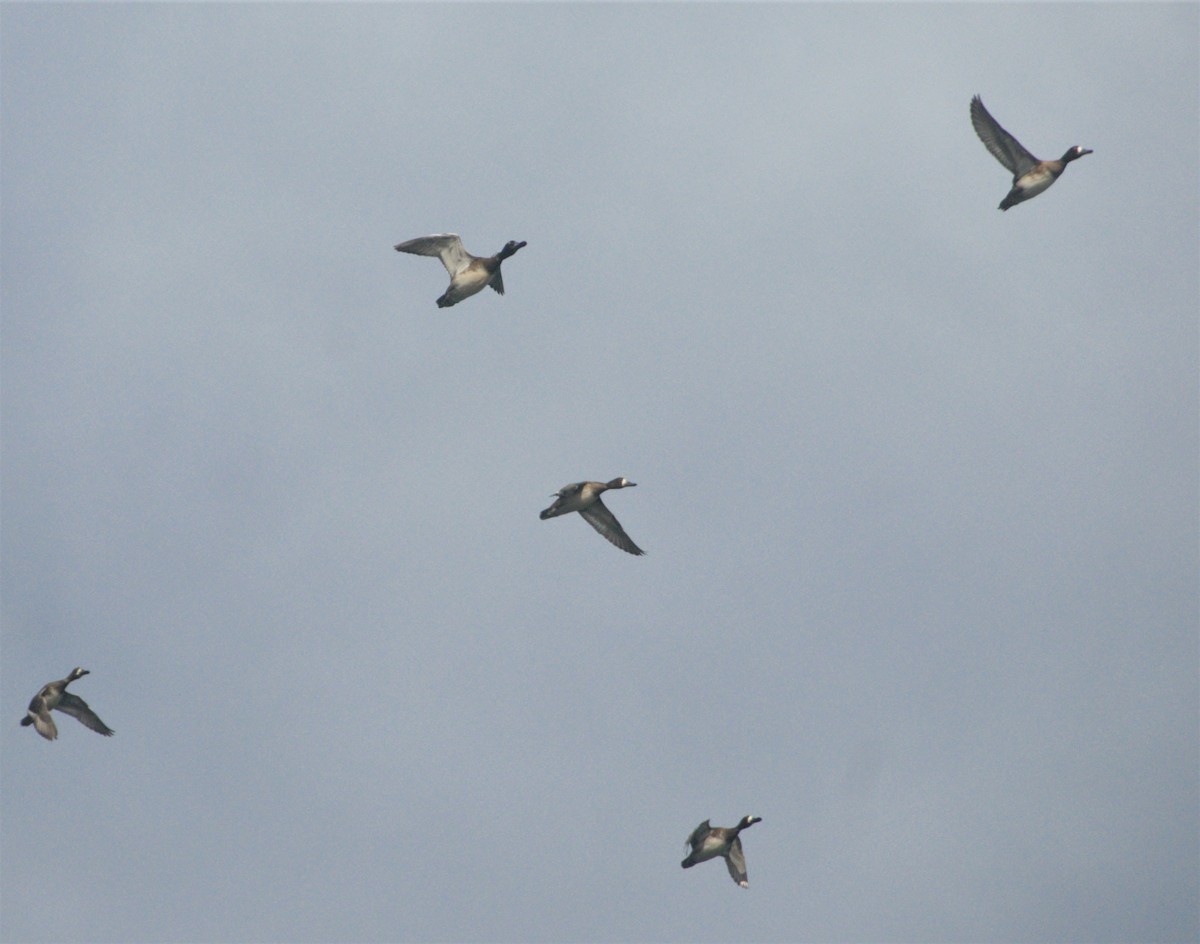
[394,234,471,277]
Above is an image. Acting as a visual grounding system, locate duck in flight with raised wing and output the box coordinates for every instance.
[970,95,1091,210]
[394,233,526,308]
[21,667,114,741]
[682,815,762,888]
[539,477,644,556]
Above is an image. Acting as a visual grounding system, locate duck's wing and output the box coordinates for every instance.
[394,234,471,278]
[489,268,505,295]
[970,96,1039,177]
[55,693,115,736]
[685,820,711,852]
[26,706,58,740]
[725,836,749,887]
[579,498,645,556]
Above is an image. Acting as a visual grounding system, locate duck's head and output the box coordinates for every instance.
[605,477,636,489]
[1062,145,1093,163]
[67,667,90,681]
[738,815,763,829]
[499,240,527,259]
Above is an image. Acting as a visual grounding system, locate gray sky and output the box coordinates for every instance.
[2,4,1196,943]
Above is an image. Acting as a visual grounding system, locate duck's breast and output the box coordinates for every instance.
[444,264,493,304]
[1014,164,1057,198]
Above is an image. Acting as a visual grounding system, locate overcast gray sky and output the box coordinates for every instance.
[2,4,1197,943]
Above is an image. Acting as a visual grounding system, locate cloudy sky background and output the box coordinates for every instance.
[2,4,1196,943]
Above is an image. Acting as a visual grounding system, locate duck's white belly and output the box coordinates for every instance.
[445,268,491,305]
[1016,167,1055,198]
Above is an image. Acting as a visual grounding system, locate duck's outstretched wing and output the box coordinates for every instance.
[971,96,1038,177]
[685,820,711,853]
[22,706,58,740]
[681,820,711,866]
[55,693,115,736]
[394,234,471,277]
[580,498,645,556]
[725,836,749,888]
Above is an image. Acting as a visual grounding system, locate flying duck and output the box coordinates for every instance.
[970,95,1092,210]
[394,233,526,308]
[682,815,762,888]
[539,477,644,556]
[21,667,114,740]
